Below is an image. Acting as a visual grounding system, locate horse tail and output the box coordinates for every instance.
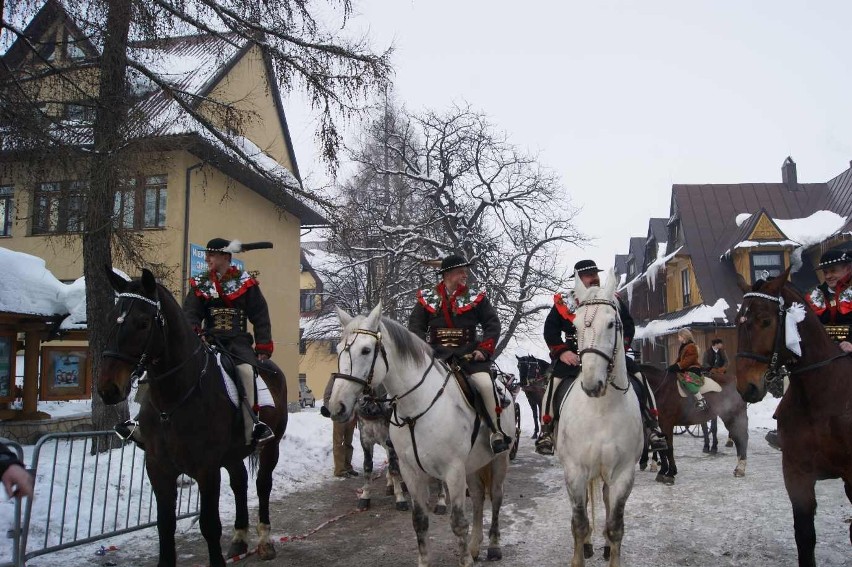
[248,451,260,477]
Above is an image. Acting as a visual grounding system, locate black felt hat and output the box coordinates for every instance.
[204,238,274,254]
[817,249,852,270]
[573,259,603,274]
[438,254,473,275]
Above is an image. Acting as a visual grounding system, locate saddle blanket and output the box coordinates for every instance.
[215,353,275,408]
[677,376,722,398]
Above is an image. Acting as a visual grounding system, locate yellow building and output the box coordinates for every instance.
[298,245,339,403]
[0,2,325,403]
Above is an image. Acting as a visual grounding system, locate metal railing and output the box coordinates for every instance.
[15,431,199,566]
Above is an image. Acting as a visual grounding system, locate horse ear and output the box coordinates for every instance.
[574,270,591,302]
[105,265,127,293]
[141,269,157,295]
[736,273,750,293]
[365,302,383,330]
[764,267,792,295]
[602,268,616,298]
[336,306,354,327]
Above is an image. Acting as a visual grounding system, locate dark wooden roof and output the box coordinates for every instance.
[824,167,852,232]
[648,218,668,243]
[672,182,828,318]
[627,237,645,276]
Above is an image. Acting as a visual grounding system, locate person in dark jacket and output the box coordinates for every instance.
[702,338,728,371]
[668,328,706,410]
[408,254,509,453]
[535,259,667,455]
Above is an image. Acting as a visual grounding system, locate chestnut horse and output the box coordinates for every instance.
[99,269,287,567]
[735,270,852,567]
[640,364,748,484]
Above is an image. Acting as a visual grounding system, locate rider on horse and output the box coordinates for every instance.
[764,248,852,449]
[408,254,511,454]
[183,238,275,445]
[535,259,668,456]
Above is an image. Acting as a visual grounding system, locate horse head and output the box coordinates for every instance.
[735,267,799,403]
[329,303,388,422]
[573,268,625,397]
[99,267,167,405]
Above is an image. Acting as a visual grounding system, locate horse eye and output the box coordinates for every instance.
[361,346,371,355]
[608,321,614,329]
[759,318,771,328]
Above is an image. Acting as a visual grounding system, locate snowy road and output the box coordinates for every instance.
[22,403,851,566]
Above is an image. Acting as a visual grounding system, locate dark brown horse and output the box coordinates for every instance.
[735,270,852,567]
[98,269,287,567]
[641,364,748,484]
[515,355,547,439]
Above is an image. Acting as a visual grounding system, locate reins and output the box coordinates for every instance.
[576,297,630,393]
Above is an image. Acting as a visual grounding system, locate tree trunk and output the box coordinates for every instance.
[86,0,132,451]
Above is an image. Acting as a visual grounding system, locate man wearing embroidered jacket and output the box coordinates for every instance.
[805,248,852,353]
[408,254,509,453]
[535,259,667,456]
[183,238,276,445]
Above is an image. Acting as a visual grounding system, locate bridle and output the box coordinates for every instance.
[736,290,850,389]
[518,358,547,388]
[332,328,389,393]
[103,291,203,385]
[576,297,629,392]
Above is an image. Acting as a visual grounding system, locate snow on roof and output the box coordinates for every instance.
[618,246,683,303]
[735,213,752,227]
[721,210,847,259]
[634,298,730,340]
[0,247,86,328]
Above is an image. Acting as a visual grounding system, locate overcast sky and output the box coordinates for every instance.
[288,0,852,271]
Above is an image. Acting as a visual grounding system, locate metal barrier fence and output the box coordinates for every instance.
[0,439,24,567]
[15,431,199,566]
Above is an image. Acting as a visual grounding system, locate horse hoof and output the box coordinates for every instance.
[725,439,734,448]
[603,545,611,561]
[655,473,665,483]
[639,461,648,471]
[396,501,410,511]
[386,485,395,496]
[649,461,659,473]
[583,542,594,558]
[663,475,675,485]
[530,433,538,440]
[357,498,371,511]
[733,468,746,478]
[487,546,502,561]
[702,446,710,453]
[710,446,718,454]
[226,541,248,558]
[434,504,447,515]
[257,541,277,561]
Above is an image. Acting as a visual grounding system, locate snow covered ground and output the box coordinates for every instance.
[2,395,850,566]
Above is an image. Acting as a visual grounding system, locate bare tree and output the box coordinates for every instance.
[1,0,391,435]
[333,103,585,355]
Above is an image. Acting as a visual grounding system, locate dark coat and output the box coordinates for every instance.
[543,291,635,379]
[675,341,701,373]
[806,279,852,341]
[408,282,500,374]
[183,266,273,362]
[703,347,728,370]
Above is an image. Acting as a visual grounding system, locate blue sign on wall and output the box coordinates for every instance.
[189,243,244,278]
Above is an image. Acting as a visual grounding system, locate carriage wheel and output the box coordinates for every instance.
[509,403,521,461]
[673,424,702,437]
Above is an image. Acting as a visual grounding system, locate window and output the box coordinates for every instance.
[0,186,13,236]
[300,291,321,313]
[751,252,784,283]
[113,175,167,229]
[33,180,87,234]
[64,102,96,123]
[681,268,691,306]
[298,329,306,355]
[627,258,635,278]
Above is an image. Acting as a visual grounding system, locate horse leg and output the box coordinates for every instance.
[602,468,635,567]
[196,469,226,567]
[565,473,590,567]
[443,468,472,567]
[526,391,540,439]
[784,466,818,567]
[466,467,486,561]
[434,479,448,515]
[710,417,718,453]
[721,410,749,478]
[701,421,710,453]
[486,455,508,561]
[400,463,432,567]
[147,466,179,567]
[385,439,409,510]
[256,440,280,560]
[639,435,649,471]
[358,440,374,511]
[224,460,250,558]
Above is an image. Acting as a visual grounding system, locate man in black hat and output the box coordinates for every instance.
[535,259,667,456]
[184,237,275,445]
[408,254,510,453]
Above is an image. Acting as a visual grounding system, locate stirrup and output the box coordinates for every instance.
[252,421,275,445]
[695,398,708,411]
[535,433,555,456]
[649,432,668,452]
[114,420,139,441]
[490,432,509,454]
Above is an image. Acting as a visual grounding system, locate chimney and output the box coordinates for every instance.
[782,156,798,190]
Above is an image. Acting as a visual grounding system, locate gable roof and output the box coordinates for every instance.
[672,182,828,319]
[648,218,668,243]
[627,236,645,271]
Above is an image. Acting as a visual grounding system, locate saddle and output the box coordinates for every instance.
[676,374,722,397]
[444,358,511,428]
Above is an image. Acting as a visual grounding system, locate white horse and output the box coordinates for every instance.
[556,270,644,567]
[329,304,516,567]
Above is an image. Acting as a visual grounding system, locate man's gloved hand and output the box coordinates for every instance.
[471,350,487,362]
[320,406,331,418]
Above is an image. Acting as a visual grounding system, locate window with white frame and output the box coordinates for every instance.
[751,252,784,283]
[0,186,13,236]
[681,268,691,306]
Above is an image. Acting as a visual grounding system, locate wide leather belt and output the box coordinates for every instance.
[207,307,247,333]
[824,325,850,342]
[428,327,475,348]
